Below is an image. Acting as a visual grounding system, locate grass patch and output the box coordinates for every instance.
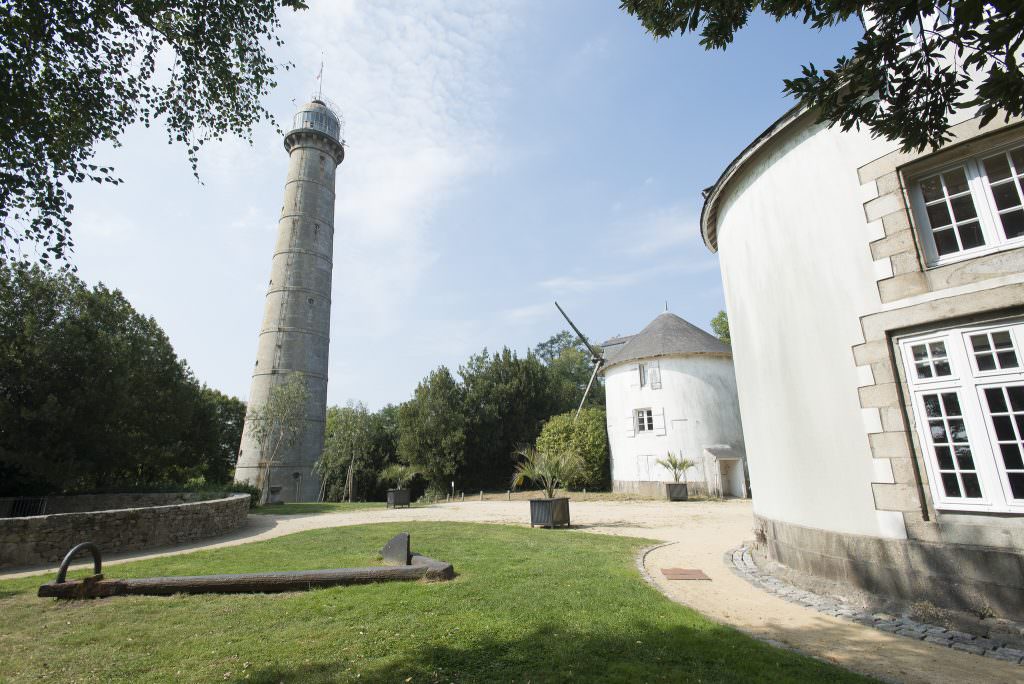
[0,522,874,683]
[251,502,388,516]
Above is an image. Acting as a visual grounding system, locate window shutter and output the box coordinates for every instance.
[629,364,640,388]
[625,413,636,438]
[654,408,667,436]
[650,361,662,389]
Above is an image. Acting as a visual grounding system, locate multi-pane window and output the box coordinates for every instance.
[981,148,1024,240]
[911,143,1024,265]
[982,385,1024,500]
[910,340,952,380]
[635,408,654,432]
[968,330,1019,372]
[918,168,985,257]
[901,319,1024,512]
[922,391,982,499]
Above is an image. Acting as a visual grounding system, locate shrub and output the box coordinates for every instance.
[535,407,609,490]
[225,482,262,509]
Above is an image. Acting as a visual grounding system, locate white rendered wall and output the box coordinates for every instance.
[604,355,744,486]
[715,118,900,537]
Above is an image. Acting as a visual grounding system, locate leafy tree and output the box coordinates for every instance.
[397,367,466,495]
[316,400,403,502]
[195,387,247,485]
[711,310,730,345]
[244,371,309,502]
[459,348,557,491]
[0,0,307,263]
[0,263,238,493]
[534,330,579,365]
[620,1,1024,152]
[535,408,611,490]
[316,401,370,502]
[535,330,605,413]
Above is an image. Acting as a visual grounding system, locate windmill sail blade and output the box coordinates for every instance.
[576,359,603,420]
[554,301,603,361]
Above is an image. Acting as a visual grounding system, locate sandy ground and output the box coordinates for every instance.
[5,499,1020,683]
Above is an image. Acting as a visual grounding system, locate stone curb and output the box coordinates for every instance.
[726,545,1024,665]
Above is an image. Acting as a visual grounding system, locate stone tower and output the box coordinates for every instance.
[234,99,345,502]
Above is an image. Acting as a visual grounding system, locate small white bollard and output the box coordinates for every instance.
[479,490,483,502]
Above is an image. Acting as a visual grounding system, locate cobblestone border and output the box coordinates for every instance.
[727,545,1024,664]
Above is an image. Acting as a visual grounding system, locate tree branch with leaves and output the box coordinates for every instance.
[620,1,1024,152]
[0,0,307,263]
[245,372,309,502]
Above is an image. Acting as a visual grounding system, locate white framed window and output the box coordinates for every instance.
[635,408,654,433]
[900,318,1024,513]
[909,142,1024,266]
[908,339,954,382]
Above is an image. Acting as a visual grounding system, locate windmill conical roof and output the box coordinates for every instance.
[602,312,729,367]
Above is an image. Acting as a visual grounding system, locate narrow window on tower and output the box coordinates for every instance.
[308,297,315,306]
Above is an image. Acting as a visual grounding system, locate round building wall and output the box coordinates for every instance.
[711,109,1024,618]
[604,354,744,496]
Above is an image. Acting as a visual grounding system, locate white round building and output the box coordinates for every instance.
[701,102,1024,617]
[601,312,747,498]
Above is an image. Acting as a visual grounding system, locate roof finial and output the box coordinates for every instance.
[664,300,669,313]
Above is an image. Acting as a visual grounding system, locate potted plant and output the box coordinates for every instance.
[511,446,582,528]
[380,464,420,509]
[657,451,696,501]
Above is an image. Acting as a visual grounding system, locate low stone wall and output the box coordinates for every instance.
[0,493,250,570]
[757,514,1024,620]
[0,492,214,517]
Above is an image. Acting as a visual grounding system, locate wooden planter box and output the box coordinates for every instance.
[666,483,689,501]
[530,497,570,528]
[386,488,411,509]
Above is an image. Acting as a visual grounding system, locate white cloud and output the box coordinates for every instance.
[278,1,516,337]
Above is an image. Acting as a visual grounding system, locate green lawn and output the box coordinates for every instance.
[251,501,390,515]
[0,522,873,683]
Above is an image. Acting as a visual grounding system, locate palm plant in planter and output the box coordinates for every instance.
[380,464,420,509]
[657,451,696,501]
[511,446,583,528]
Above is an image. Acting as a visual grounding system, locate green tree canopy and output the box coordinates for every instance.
[620,1,1024,152]
[711,310,730,345]
[459,348,557,491]
[0,0,306,263]
[317,401,401,502]
[195,387,247,486]
[397,367,466,495]
[535,330,605,414]
[0,264,241,494]
[535,407,611,491]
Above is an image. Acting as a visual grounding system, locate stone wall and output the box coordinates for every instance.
[0,493,250,570]
[0,492,213,517]
[758,514,1024,620]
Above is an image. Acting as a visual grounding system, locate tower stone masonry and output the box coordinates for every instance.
[234,100,345,502]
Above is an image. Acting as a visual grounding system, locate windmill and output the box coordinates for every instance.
[554,301,605,420]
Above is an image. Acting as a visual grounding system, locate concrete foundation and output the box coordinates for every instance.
[758,514,1024,620]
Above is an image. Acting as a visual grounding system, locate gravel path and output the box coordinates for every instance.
[6,499,1019,683]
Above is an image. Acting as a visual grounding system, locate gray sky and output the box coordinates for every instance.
[64,1,861,409]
